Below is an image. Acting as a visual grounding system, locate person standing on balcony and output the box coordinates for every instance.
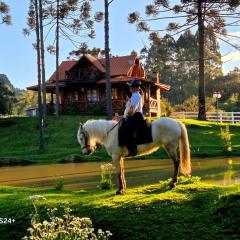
[123,79,145,157]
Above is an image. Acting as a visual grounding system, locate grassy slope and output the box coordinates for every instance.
[0,180,239,240]
[0,116,240,165]
[0,116,100,164]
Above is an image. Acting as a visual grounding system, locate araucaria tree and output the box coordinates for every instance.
[129,0,240,120]
[94,0,114,119]
[0,1,11,25]
[43,0,96,117]
[24,0,47,129]
[24,0,96,117]
[104,0,113,119]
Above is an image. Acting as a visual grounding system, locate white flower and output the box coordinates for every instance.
[28,195,47,202]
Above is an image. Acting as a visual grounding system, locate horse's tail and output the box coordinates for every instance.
[178,122,191,175]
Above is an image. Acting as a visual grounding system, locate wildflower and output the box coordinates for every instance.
[99,163,115,189]
[28,195,47,202]
[22,202,112,240]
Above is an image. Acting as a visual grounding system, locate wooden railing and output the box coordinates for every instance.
[58,99,126,114]
[171,112,240,123]
[50,98,159,115]
[149,98,158,113]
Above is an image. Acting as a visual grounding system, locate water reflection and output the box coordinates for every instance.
[193,158,240,186]
[0,157,239,190]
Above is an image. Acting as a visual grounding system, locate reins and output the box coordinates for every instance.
[106,118,123,136]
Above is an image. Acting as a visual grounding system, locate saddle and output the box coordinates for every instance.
[118,118,153,146]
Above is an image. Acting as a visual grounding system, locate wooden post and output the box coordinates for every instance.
[197,0,206,120]
[104,0,113,119]
[148,85,151,117]
[153,72,161,117]
[55,0,60,117]
[50,92,54,103]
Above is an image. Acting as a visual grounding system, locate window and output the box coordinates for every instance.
[73,92,79,102]
[111,88,118,99]
[67,93,72,103]
[87,89,98,102]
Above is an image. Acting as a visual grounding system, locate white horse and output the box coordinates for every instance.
[77,117,191,194]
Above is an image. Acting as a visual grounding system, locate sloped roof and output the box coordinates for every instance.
[27,54,171,92]
[98,76,170,91]
[85,54,106,72]
[48,60,77,82]
[98,76,149,84]
[99,55,137,76]
[47,55,137,82]
[69,54,106,73]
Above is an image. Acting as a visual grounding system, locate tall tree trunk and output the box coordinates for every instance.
[197,0,206,120]
[55,0,60,118]
[39,0,47,125]
[104,0,113,119]
[34,0,44,150]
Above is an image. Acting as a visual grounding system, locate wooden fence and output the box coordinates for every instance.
[171,112,240,123]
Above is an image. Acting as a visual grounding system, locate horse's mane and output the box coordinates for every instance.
[84,119,117,126]
[83,119,118,137]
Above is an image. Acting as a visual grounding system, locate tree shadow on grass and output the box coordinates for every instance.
[73,184,230,240]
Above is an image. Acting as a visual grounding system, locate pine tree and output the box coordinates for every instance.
[141,29,224,105]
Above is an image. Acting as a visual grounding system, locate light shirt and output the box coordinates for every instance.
[125,91,143,115]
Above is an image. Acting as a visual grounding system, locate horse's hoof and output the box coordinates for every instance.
[169,181,177,189]
[115,190,124,195]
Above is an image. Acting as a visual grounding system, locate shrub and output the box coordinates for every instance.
[64,105,79,115]
[220,126,232,154]
[23,195,112,240]
[47,103,55,116]
[99,163,115,189]
[220,93,240,112]
[174,95,217,112]
[54,177,64,191]
[159,176,201,188]
[88,104,102,115]
[177,175,201,184]
[160,97,173,117]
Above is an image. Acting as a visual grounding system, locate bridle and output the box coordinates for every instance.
[80,129,91,153]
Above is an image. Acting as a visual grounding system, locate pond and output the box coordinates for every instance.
[0,157,239,190]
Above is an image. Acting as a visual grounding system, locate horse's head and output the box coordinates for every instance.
[77,123,94,155]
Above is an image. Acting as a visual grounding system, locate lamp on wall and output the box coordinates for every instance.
[213,92,221,109]
[213,92,222,122]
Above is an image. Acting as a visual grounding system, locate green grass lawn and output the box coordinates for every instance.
[0,116,240,165]
[0,179,239,240]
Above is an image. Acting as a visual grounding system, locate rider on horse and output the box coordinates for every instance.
[124,79,145,157]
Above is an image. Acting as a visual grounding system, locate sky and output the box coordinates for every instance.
[0,0,239,90]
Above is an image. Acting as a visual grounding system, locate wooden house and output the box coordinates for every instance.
[27,54,170,116]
